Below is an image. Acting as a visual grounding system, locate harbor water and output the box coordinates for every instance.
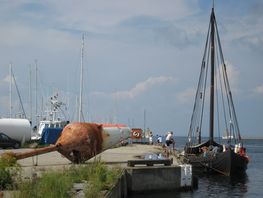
[129,137,263,198]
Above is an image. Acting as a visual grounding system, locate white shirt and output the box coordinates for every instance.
[166,133,173,141]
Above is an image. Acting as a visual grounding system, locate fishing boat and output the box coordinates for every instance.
[183,6,249,176]
[31,94,69,143]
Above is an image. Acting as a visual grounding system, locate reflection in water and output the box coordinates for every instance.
[197,172,248,198]
[230,172,248,193]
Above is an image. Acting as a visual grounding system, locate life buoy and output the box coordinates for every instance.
[132,131,140,137]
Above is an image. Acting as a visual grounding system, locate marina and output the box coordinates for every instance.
[1,138,263,197]
[0,0,262,197]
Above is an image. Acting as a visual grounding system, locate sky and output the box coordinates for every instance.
[0,0,262,137]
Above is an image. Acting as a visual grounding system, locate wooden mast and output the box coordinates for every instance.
[209,7,215,145]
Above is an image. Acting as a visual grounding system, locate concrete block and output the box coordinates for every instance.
[126,166,181,193]
[179,164,192,187]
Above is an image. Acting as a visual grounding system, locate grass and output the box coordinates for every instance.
[0,153,122,197]
[17,160,122,198]
[18,172,73,198]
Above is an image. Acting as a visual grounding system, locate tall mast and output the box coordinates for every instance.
[143,109,146,142]
[9,63,12,118]
[11,66,27,118]
[35,60,38,126]
[29,65,32,123]
[78,34,84,122]
[209,8,215,145]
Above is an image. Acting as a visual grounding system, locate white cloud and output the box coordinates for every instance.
[92,76,176,100]
[176,88,195,104]
[47,0,199,29]
[2,74,11,84]
[253,84,263,94]
[224,62,240,92]
[176,62,241,104]
[0,75,12,91]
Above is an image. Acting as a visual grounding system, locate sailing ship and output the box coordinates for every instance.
[183,6,249,176]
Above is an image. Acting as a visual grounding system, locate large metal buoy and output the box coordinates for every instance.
[12,122,130,163]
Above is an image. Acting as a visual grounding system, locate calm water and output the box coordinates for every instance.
[129,137,263,198]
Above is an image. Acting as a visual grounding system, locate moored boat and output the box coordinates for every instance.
[31,94,69,143]
[183,6,249,176]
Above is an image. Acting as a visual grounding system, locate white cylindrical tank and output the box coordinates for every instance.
[0,118,31,145]
[101,124,131,149]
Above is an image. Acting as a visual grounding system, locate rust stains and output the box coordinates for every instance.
[56,122,103,163]
[14,145,58,160]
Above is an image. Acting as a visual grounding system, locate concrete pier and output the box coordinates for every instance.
[93,144,195,195]
[1,144,195,196]
[7,144,182,167]
[90,144,182,165]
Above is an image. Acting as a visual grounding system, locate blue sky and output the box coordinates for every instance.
[0,0,262,137]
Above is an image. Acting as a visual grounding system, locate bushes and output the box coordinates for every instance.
[0,152,20,190]
[0,168,13,190]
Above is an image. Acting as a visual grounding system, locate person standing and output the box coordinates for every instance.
[165,131,175,150]
[149,131,153,145]
[157,135,163,145]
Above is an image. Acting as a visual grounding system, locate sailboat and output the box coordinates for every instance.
[183,6,249,176]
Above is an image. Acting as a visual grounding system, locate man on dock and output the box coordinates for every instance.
[165,131,175,151]
[156,135,163,145]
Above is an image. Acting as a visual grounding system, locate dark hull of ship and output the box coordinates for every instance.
[184,149,248,176]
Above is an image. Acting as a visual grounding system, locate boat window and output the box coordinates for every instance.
[50,124,54,128]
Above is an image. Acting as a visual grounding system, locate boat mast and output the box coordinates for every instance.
[209,7,215,145]
[9,63,12,118]
[35,60,38,126]
[11,66,27,118]
[78,34,84,122]
[29,65,32,123]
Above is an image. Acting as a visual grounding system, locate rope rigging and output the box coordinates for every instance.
[187,8,242,146]
[11,68,27,119]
